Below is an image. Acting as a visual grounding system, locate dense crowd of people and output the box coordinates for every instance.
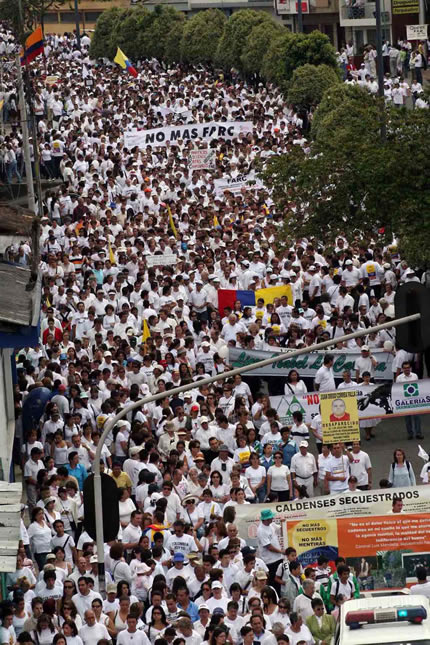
[0,22,429,645]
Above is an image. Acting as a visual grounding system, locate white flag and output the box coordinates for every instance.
[418,445,429,462]
[82,65,89,80]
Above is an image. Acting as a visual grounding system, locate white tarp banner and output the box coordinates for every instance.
[124,121,253,149]
[214,172,265,195]
[271,378,430,425]
[189,149,216,171]
[145,254,178,267]
[406,24,428,40]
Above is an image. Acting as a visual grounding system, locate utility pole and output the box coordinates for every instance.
[375,0,386,140]
[16,54,36,213]
[18,0,44,216]
[74,0,81,49]
[92,313,420,596]
[297,0,303,32]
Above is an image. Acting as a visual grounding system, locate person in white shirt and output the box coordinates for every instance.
[286,612,315,645]
[117,615,151,645]
[396,360,423,439]
[79,609,110,645]
[410,566,430,599]
[293,579,323,622]
[324,443,350,494]
[72,578,102,619]
[345,442,372,489]
[256,509,283,588]
[290,442,317,498]
[314,355,335,392]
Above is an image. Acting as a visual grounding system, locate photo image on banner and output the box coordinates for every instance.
[320,390,360,443]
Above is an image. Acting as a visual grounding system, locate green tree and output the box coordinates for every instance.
[240,20,285,77]
[261,32,293,90]
[287,64,340,109]
[215,9,271,72]
[89,6,124,60]
[263,86,430,267]
[283,30,338,80]
[165,20,185,65]
[114,7,152,61]
[180,9,226,65]
[143,5,185,62]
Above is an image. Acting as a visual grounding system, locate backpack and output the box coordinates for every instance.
[391,460,411,481]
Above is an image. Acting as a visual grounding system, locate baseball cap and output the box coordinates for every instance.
[299,440,309,448]
[361,345,369,351]
[200,416,208,423]
[212,581,223,589]
[198,604,210,612]
[219,444,229,452]
[129,445,143,456]
[345,259,353,265]
[107,584,117,594]
[173,552,185,562]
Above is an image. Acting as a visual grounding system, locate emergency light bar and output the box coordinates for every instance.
[345,606,427,629]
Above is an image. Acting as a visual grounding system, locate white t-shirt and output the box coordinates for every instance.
[348,450,371,486]
[325,455,350,493]
[314,365,335,392]
[267,465,290,491]
[257,522,281,565]
[246,465,266,487]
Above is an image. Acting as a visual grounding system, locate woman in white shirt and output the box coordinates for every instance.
[284,369,308,397]
[245,453,266,503]
[27,507,52,570]
[63,619,84,645]
[118,488,136,527]
[267,452,293,501]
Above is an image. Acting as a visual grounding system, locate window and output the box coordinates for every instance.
[60,11,81,23]
[44,12,59,23]
[85,11,103,21]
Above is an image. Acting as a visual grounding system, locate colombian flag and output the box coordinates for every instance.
[218,285,293,315]
[114,47,138,78]
[20,27,44,65]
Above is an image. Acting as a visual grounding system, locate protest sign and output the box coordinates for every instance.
[235,486,430,566]
[188,149,216,170]
[214,172,265,195]
[145,254,178,267]
[229,347,394,380]
[270,378,430,426]
[124,121,253,149]
[406,24,428,39]
[320,390,360,443]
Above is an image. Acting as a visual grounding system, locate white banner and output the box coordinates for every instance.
[271,378,430,425]
[214,172,265,196]
[189,149,216,171]
[235,486,430,548]
[145,254,178,267]
[124,121,253,149]
[229,347,394,380]
[406,24,428,39]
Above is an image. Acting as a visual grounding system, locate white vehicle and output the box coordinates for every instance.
[334,594,430,645]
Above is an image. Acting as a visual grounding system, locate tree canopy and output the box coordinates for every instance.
[287,64,341,110]
[89,6,339,90]
[263,86,430,267]
[180,9,226,65]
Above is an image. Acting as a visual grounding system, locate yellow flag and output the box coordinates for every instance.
[108,241,116,265]
[213,214,220,227]
[167,206,178,240]
[46,296,51,308]
[263,204,270,215]
[142,319,151,342]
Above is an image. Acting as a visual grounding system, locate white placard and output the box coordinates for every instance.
[407,24,428,40]
[189,149,216,171]
[145,254,178,267]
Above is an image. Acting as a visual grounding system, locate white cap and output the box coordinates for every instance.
[345,259,353,265]
[299,440,309,448]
